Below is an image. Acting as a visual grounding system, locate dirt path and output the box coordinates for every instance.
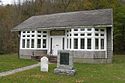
[0,63,40,77]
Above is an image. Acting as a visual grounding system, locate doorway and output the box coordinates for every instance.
[50,36,64,56]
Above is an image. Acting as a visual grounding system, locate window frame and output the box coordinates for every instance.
[20,30,48,49]
[66,27,106,51]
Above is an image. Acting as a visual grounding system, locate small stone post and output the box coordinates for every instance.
[41,56,48,72]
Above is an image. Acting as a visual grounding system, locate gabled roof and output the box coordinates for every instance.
[12,9,113,31]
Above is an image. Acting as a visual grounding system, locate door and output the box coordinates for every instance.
[51,36,63,56]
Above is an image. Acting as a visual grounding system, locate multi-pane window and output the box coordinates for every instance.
[32,31,35,33]
[21,31,35,49]
[21,30,48,49]
[74,29,78,31]
[43,31,47,33]
[74,38,78,49]
[43,39,46,48]
[100,29,105,32]
[70,39,71,49]
[101,39,104,49]
[95,29,99,31]
[22,39,25,48]
[31,39,34,48]
[81,29,85,31]
[32,35,34,37]
[95,33,99,36]
[81,33,85,36]
[27,31,30,33]
[87,33,91,36]
[80,38,85,49]
[37,31,47,49]
[67,39,69,48]
[37,31,41,33]
[95,38,99,49]
[37,39,41,48]
[66,29,71,49]
[21,28,106,51]
[38,35,41,37]
[87,28,91,31]
[63,38,65,49]
[74,34,78,36]
[66,28,106,50]
[27,39,30,48]
[87,38,91,49]
[101,34,104,36]
[43,35,46,37]
[27,35,30,37]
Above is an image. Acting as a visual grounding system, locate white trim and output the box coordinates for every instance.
[65,27,106,51]
[34,30,37,48]
[20,30,48,49]
[20,27,107,52]
[92,28,95,50]
[49,36,65,55]
[105,28,107,58]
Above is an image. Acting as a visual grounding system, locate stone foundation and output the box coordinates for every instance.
[19,49,112,64]
[19,49,47,59]
[54,66,75,76]
[72,50,112,63]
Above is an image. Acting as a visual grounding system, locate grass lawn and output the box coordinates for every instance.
[0,54,37,72]
[0,55,125,83]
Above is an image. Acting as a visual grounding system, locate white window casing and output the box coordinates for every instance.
[20,30,48,50]
[20,27,106,51]
[66,27,106,51]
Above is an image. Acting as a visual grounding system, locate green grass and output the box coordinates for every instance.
[0,54,37,72]
[0,55,125,83]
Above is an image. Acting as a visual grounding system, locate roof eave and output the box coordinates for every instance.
[11,24,113,32]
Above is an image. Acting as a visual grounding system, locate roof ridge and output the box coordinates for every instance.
[32,8,112,18]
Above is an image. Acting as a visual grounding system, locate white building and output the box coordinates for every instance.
[12,9,113,63]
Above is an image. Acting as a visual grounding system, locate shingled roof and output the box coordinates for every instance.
[12,9,113,31]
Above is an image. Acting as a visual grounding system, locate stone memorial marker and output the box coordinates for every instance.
[60,52,69,65]
[41,56,48,72]
[54,50,75,76]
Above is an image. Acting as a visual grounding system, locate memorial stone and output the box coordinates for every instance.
[60,52,69,65]
[41,56,48,72]
[54,50,75,75]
